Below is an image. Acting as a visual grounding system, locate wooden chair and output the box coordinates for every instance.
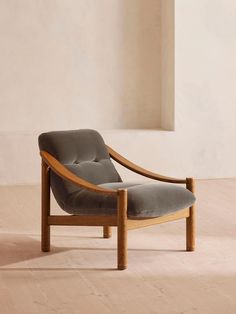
[39,129,196,270]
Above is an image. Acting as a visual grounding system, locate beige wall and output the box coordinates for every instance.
[0,0,163,131]
[1,0,236,185]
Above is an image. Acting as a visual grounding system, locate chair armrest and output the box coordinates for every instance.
[40,151,118,195]
[106,145,187,184]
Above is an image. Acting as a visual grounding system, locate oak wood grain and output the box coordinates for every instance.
[127,208,189,230]
[186,177,196,251]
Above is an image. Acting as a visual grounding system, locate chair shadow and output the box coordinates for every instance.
[0,234,68,267]
[0,233,185,270]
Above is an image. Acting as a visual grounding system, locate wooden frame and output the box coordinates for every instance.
[40,147,195,270]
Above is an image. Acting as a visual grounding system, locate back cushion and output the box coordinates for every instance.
[38,129,122,211]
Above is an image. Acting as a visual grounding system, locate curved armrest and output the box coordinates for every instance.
[40,151,118,196]
[106,145,186,184]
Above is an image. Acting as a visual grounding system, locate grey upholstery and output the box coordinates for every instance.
[38,129,122,210]
[38,129,196,218]
[67,182,195,218]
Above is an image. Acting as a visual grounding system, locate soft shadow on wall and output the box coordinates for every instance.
[117,0,162,129]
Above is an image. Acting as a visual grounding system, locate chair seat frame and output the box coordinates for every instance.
[40,146,195,270]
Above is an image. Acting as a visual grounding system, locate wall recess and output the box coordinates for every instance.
[95,0,175,130]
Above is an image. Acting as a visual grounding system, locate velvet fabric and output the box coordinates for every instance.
[39,129,122,210]
[38,129,195,218]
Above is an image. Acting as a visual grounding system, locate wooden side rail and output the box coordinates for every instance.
[40,151,117,196]
[127,208,189,230]
[106,145,187,184]
[48,215,118,226]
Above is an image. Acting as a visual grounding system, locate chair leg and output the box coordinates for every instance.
[41,160,51,252]
[186,178,195,251]
[103,226,112,238]
[186,205,195,251]
[117,189,128,270]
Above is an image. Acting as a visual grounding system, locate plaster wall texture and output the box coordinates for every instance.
[0,0,236,185]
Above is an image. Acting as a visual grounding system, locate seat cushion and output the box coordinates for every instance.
[65,182,196,218]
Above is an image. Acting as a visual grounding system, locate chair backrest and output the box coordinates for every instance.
[38,129,122,210]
